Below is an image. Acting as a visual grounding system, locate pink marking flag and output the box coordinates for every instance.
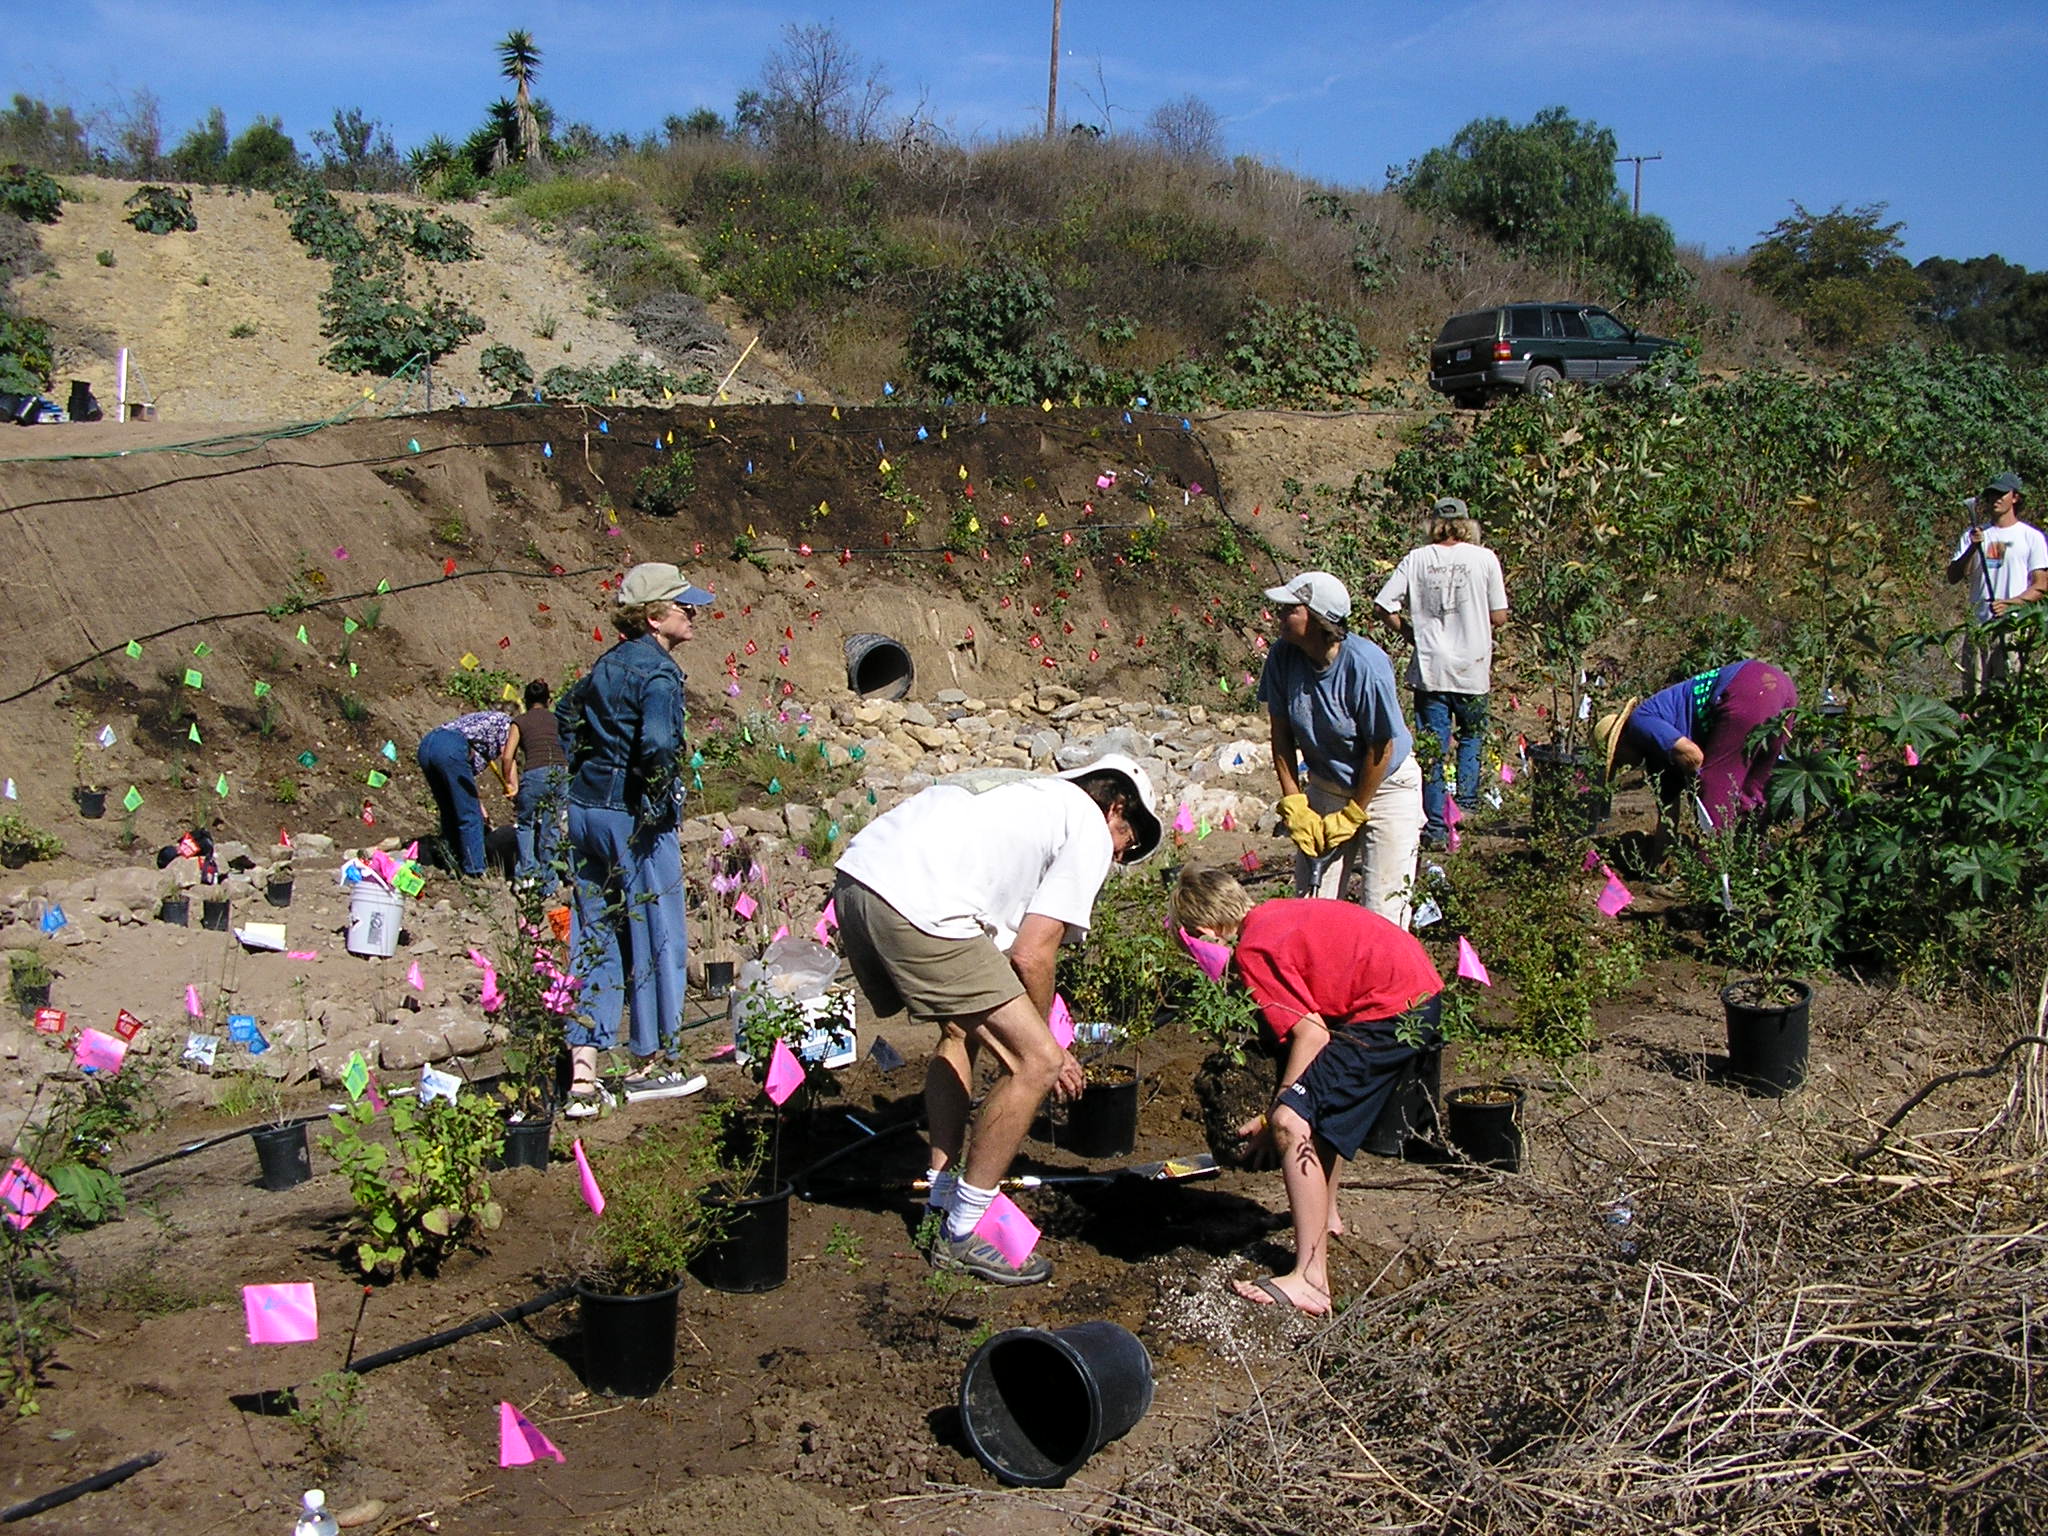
[572,1138,605,1216]
[763,1037,806,1105]
[812,915,832,943]
[1,1158,57,1230]
[406,960,424,991]
[1904,744,1920,767]
[1446,824,1461,853]
[1455,936,1492,987]
[242,1282,318,1344]
[705,1041,737,1061]
[185,984,203,1018]
[771,924,790,943]
[1238,848,1262,873]
[733,892,758,921]
[74,1028,127,1075]
[1500,761,1516,784]
[820,897,837,931]
[1047,993,1075,1049]
[498,1401,565,1467]
[1582,845,1601,872]
[975,1192,1041,1267]
[1445,799,1464,827]
[1172,803,1195,834]
[287,950,319,961]
[1597,867,1634,918]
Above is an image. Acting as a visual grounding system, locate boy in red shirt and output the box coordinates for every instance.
[1172,867,1442,1315]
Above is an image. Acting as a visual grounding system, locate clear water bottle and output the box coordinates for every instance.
[294,1489,339,1536]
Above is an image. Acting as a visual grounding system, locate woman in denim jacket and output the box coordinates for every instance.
[554,562,712,1114]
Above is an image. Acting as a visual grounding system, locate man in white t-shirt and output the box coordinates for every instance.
[832,753,1161,1285]
[1947,471,2048,692]
[1373,499,1509,848]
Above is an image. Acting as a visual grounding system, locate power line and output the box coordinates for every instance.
[1615,152,1663,215]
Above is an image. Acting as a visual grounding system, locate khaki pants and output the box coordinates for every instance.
[1296,755,1426,928]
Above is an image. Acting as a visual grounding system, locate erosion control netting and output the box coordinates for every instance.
[1108,1037,2048,1536]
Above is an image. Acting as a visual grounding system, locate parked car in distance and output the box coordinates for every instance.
[1428,302,1678,405]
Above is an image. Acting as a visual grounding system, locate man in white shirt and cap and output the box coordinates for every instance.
[832,753,1162,1285]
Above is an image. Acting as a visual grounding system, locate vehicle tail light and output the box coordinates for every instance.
[1494,341,1514,360]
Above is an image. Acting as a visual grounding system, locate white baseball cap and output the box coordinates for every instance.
[1262,570,1351,628]
[1055,751,1163,863]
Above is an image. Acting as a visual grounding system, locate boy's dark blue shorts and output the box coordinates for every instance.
[1275,995,1442,1159]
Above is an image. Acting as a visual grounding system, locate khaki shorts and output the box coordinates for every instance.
[832,874,1023,1023]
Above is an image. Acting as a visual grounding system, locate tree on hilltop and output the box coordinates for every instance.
[1745,202,1927,350]
[498,29,545,165]
[743,23,890,158]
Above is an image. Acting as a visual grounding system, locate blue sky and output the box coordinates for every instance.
[13,0,2046,266]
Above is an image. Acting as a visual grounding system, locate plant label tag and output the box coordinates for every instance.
[418,1065,461,1104]
[182,1032,220,1069]
[393,868,425,897]
[1577,694,1592,721]
[226,1014,269,1053]
[114,1009,145,1041]
[1412,899,1443,929]
[866,1037,905,1073]
[32,1007,65,1035]
[1721,872,1735,913]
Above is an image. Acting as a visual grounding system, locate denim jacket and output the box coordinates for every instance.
[555,633,687,831]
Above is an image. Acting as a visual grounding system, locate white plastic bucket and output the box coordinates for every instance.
[347,885,404,958]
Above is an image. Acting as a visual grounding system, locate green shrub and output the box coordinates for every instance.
[0,814,63,866]
[539,356,695,406]
[123,185,197,234]
[479,342,533,398]
[632,446,697,516]
[445,666,518,710]
[0,164,65,223]
[319,264,484,375]
[0,309,53,396]
[322,1093,503,1277]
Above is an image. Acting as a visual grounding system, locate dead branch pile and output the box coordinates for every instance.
[1116,1119,2048,1534]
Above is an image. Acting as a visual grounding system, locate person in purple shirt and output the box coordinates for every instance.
[417,709,512,877]
[1592,661,1797,829]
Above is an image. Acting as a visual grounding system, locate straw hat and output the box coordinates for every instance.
[1591,699,1641,780]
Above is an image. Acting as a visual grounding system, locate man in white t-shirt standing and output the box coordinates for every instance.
[1947,471,2048,694]
[832,753,1161,1285]
[1373,498,1509,849]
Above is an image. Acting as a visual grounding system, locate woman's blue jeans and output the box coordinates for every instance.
[417,728,486,876]
[1414,689,1487,843]
[565,803,686,1057]
[514,765,567,884]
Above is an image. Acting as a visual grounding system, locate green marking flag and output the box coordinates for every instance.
[348,662,359,678]
[214,772,229,798]
[376,579,390,594]
[182,669,203,689]
[252,681,270,698]
[366,769,389,789]
[187,723,201,744]
[295,625,309,645]
[342,1052,370,1101]
[688,750,704,769]
[193,642,211,658]
[343,618,359,635]
[121,785,142,813]
[124,640,142,659]
[393,868,425,897]
[297,751,317,768]
[767,777,782,795]
[380,740,397,761]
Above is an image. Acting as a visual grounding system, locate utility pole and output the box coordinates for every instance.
[1046,0,1062,136]
[1615,152,1662,215]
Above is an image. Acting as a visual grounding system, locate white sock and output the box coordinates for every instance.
[946,1179,996,1241]
[925,1169,958,1211]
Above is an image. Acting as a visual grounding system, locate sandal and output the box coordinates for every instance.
[563,1086,611,1120]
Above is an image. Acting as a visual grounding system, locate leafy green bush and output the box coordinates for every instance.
[0,813,63,866]
[0,163,64,223]
[479,342,533,398]
[123,185,197,234]
[539,356,697,406]
[319,265,484,375]
[322,1092,504,1278]
[632,446,697,516]
[369,203,478,263]
[275,180,366,263]
[445,665,518,710]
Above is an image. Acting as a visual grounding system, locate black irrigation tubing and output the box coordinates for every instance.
[1847,1034,2048,1167]
[0,1452,164,1523]
[115,1111,330,1179]
[0,561,611,708]
[339,1283,578,1378]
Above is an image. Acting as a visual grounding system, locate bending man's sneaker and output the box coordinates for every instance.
[930,1228,1052,1286]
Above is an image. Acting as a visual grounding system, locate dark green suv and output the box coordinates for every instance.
[1428,302,1677,406]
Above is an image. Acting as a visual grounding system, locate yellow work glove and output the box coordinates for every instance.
[1321,801,1369,850]
[1277,793,1325,857]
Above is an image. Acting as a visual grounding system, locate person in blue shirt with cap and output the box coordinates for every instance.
[553,562,712,1115]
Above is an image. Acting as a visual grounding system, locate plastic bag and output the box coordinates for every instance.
[729,936,850,1066]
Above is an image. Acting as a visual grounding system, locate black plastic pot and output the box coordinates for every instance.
[200,896,230,932]
[158,895,189,926]
[690,1181,793,1294]
[491,1114,553,1172]
[1722,978,1812,1096]
[1053,1065,1139,1159]
[703,960,735,998]
[575,1278,682,1397]
[14,982,50,1018]
[1446,1084,1524,1172]
[1527,745,1610,840]
[960,1322,1154,1487]
[264,877,294,909]
[252,1122,313,1191]
[73,787,106,820]
[1361,1047,1442,1160]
